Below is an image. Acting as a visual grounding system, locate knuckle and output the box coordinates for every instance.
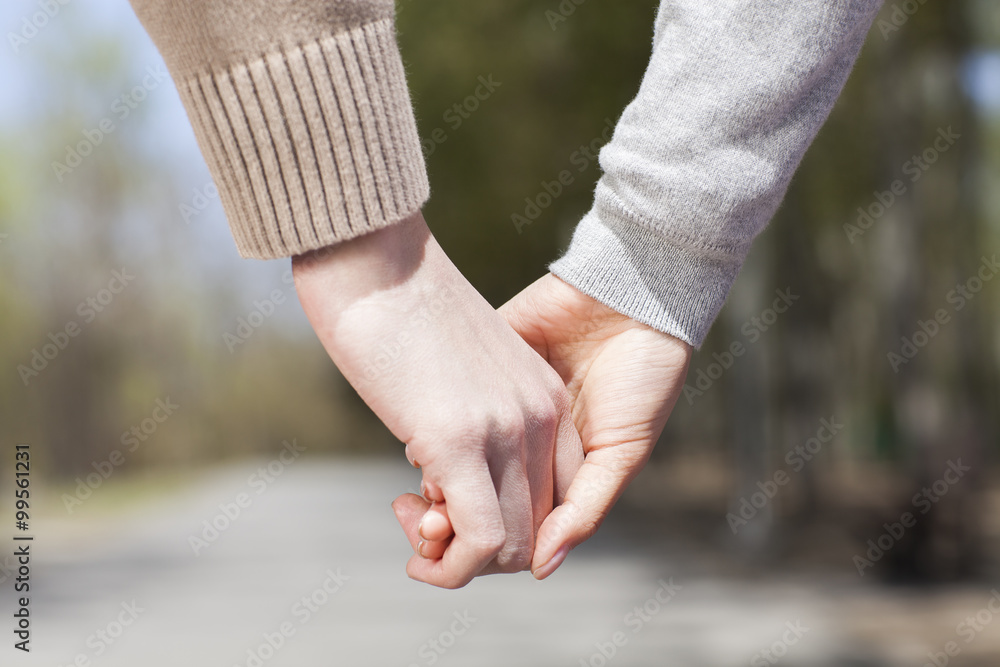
[545,370,572,405]
[493,405,527,442]
[525,388,559,422]
[577,514,604,543]
[422,411,512,449]
[472,529,507,562]
[533,398,560,437]
[495,543,532,573]
[422,398,562,452]
[411,419,485,458]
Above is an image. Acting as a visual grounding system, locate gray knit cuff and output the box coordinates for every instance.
[176,18,429,259]
[550,206,748,348]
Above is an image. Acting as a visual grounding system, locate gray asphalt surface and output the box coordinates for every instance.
[2,459,998,666]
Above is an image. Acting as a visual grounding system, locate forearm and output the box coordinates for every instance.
[552,0,882,347]
[292,212,431,313]
[129,0,429,259]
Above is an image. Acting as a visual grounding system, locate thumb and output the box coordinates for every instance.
[392,493,431,552]
[530,443,650,580]
[498,289,548,358]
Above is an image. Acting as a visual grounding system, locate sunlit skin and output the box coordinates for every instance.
[294,213,585,589]
[394,273,692,580]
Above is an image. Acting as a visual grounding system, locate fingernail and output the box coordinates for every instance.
[532,544,570,581]
[417,540,428,558]
[420,481,426,499]
[418,514,428,541]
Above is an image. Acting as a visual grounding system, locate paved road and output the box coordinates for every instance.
[2,459,999,666]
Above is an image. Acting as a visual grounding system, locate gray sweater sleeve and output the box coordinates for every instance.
[550,0,882,347]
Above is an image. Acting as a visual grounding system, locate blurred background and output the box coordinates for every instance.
[2,1,1000,665]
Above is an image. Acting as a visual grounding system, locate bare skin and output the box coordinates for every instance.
[393,273,692,580]
[293,213,584,589]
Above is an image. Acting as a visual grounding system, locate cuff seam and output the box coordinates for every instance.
[177,18,429,259]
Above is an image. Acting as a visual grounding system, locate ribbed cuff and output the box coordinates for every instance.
[176,18,429,259]
[550,202,749,348]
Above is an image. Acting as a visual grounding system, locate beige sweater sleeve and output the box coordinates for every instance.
[129,0,429,259]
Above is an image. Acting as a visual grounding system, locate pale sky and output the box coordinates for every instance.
[1,1,308,337]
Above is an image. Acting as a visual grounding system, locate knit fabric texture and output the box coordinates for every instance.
[131,0,882,345]
[551,0,882,346]
[130,0,429,258]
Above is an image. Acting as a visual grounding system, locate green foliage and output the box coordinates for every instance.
[399,0,660,304]
[0,1,996,487]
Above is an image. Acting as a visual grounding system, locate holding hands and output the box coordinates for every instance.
[293,212,586,588]
[294,214,691,587]
[393,272,691,582]
[129,0,880,595]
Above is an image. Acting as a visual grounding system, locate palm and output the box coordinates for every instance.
[500,273,692,573]
[396,273,693,582]
[502,275,688,455]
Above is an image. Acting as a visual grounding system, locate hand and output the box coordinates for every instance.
[501,273,692,578]
[292,213,584,588]
[402,273,694,579]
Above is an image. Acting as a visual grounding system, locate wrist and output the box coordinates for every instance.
[292,211,435,309]
[293,211,482,362]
